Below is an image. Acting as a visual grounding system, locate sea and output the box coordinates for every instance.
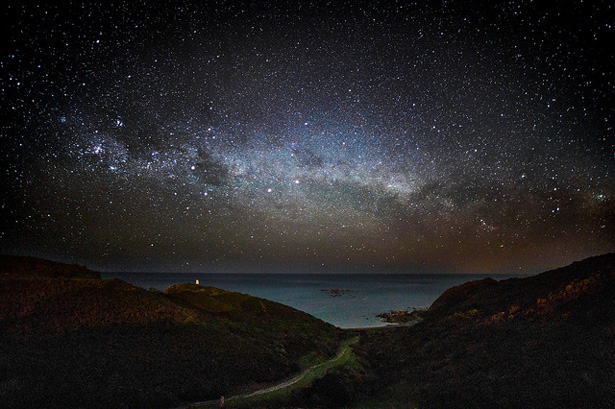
[101,273,525,328]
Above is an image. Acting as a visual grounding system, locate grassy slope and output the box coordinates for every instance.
[224,336,361,408]
[355,253,615,409]
[0,256,342,409]
[4,253,614,409]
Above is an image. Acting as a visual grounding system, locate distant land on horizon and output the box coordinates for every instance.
[1,251,603,276]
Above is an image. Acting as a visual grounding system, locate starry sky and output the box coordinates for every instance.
[1,0,614,274]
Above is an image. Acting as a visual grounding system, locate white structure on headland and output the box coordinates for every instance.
[196,279,199,285]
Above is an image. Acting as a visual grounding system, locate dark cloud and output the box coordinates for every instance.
[191,149,229,187]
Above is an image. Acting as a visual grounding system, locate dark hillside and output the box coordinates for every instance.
[427,253,615,319]
[356,253,615,409]
[0,254,100,279]
[0,256,341,409]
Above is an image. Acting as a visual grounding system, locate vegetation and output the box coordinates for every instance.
[376,308,426,324]
[0,256,342,409]
[354,253,615,409]
[2,253,614,408]
[224,336,361,408]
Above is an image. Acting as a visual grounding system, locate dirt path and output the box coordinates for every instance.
[175,336,358,409]
[242,338,352,398]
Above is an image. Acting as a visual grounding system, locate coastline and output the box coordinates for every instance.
[102,271,505,328]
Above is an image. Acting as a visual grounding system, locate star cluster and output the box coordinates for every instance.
[1,0,614,273]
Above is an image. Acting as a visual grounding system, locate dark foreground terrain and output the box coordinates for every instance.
[0,256,341,409]
[1,253,614,408]
[351,253,615,409]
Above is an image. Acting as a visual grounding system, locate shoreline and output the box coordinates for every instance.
[101,271,484,329]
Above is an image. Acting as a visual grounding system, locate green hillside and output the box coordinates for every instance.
[0,256,342,409]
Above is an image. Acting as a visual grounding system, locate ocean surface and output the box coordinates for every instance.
[102,273,525,328]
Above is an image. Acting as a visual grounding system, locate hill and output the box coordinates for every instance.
[0,254,100,279]
[3,253,614,409]
[0,256,342,409]
[353,253,615,408]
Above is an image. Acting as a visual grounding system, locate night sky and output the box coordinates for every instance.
[1,0,614,274]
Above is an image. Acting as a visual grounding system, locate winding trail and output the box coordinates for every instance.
[175,336,359,409]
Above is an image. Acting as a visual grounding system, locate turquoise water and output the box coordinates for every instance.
[102,273,523,328]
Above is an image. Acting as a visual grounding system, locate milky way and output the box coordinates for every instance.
[1,1,614,273]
